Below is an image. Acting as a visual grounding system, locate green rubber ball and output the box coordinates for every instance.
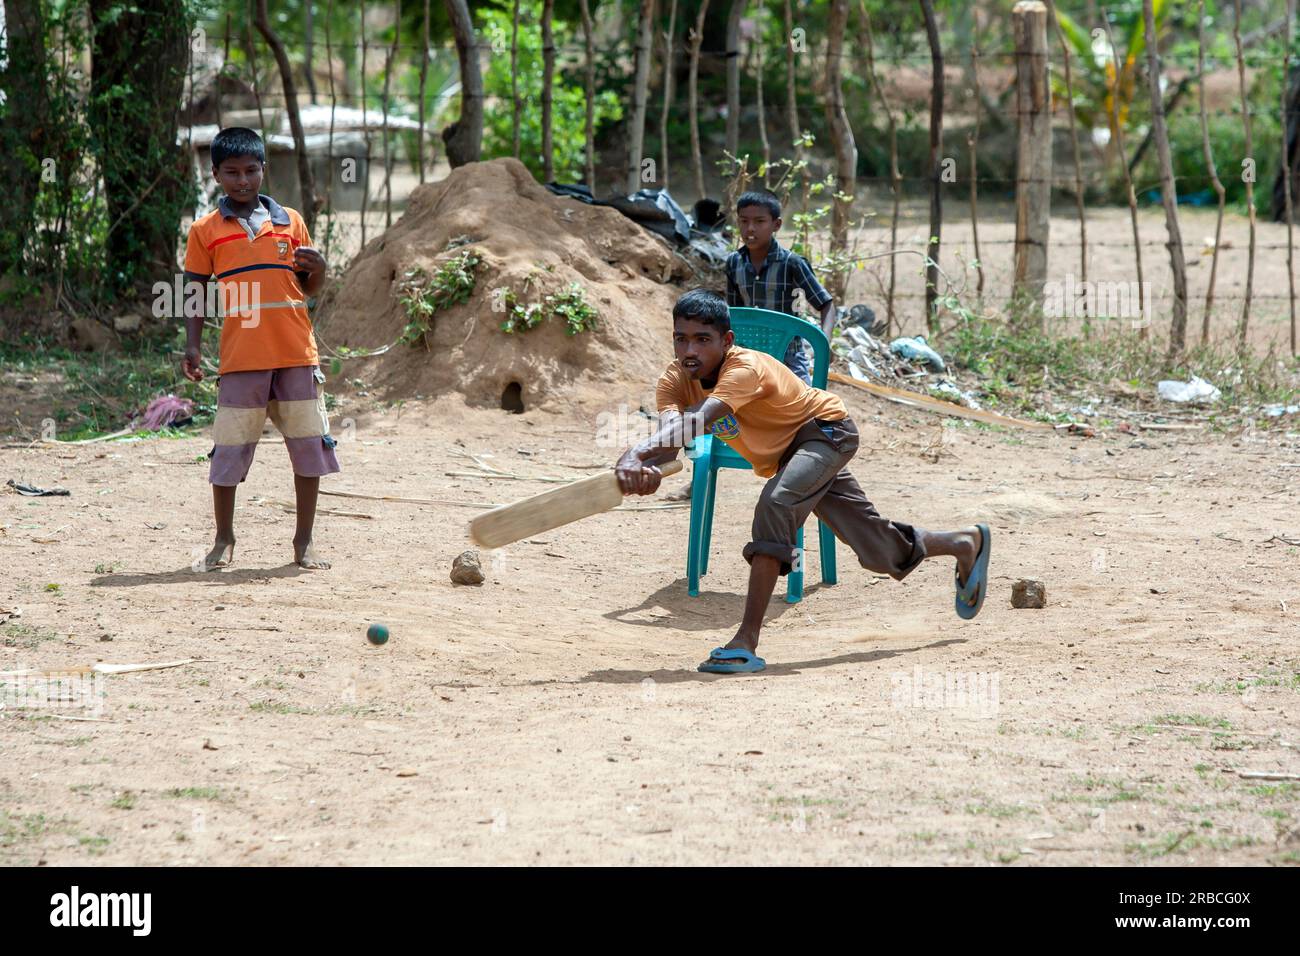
[366,623,390,645]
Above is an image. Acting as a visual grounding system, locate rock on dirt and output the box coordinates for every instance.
[451,550,485,586]
[1011,579,1047,609]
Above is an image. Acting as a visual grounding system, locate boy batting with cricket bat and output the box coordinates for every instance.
[615,290,991,674]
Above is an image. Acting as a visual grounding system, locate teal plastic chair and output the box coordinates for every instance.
[685,306,838,603]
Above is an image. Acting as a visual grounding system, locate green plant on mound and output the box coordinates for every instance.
[500,281,599,337]
[398,249,481,348]
[545,283,600,336]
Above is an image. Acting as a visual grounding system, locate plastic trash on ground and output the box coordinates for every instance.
[1261,403,1300,417]
[890,335,946,373]
[928,379,981,410]
[1155,375,1221,404]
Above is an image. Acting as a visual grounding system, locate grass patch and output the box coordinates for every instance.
[2,622,61,649]
[1054,775,1147,805]
[943,312,1298,416]
[1247,782,1298,800]
[769,795,843,808]
[0,811,54,847]
[0,332,216,441]
[964,801,1035,819]
[1195,673,1300,694]
[77,835,110,855]
[1153,713,1232,730]
[164,787,223,801]
[1125,831,1258,858]
[248,700,314,716]
[109,792,136,811]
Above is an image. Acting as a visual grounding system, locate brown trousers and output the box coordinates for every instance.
[741,416,926,578]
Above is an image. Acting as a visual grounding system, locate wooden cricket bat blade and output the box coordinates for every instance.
[468,460,683,549]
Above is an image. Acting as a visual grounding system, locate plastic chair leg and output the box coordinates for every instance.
[818,518,838,586]
[700,464,718,576]
[786,525,805,603]
[687,456,708,597]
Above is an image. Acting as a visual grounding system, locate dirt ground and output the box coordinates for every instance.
[3,379,1298,866]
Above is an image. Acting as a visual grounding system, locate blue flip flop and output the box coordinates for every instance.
[955,523,991,620]
[697,647,767,674]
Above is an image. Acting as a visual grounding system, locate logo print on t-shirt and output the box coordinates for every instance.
[276,240,290,259]
[710,413,740,440]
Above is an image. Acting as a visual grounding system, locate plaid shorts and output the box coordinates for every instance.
[209,365,340,486]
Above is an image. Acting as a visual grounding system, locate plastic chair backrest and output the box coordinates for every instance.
[727,306,831,389]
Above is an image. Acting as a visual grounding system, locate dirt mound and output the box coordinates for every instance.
[317,158,693,413]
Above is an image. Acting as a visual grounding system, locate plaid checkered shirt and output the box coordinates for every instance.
[724,237,833,318]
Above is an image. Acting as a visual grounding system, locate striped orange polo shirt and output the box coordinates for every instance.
[183,194,319,374]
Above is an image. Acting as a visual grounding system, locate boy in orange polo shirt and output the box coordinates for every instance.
[181,127,339,571]
[615,290,991,674]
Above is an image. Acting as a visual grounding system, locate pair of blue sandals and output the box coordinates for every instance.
[698,525,991,675]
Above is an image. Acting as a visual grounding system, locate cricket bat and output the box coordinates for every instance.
[469,460,683,549]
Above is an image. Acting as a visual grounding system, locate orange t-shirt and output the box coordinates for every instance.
[183,198,319,374]
[655,346,848,478]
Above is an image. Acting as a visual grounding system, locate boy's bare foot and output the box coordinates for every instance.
[200,539,235,572]
[952,526,983,587]
[294,540,331,570]
[721,631,759,655]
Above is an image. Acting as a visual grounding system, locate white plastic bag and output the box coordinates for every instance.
[1156,375,1221,404]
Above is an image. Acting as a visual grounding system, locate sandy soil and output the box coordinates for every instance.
[3,381,1298,866]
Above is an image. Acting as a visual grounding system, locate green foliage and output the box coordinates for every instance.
[545,283,600,336]
[498,290,545,335]
[499,280,599,336]
[944,305,1295,411]
[478,1,623,182]
[0,332,216,440]
[397,249,481,347]
[1151,109,1282,213]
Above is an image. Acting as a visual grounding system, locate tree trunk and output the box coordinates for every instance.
[1102,10,1146,340]
[418,0,430,183]
[689,0,711,200]
[1142,0,1188,360]
[255,0,318,234]
[443,0,484,168]
[725,0,744,161]
[1011,0,1050,327]
[1272,57,1300,224]
[304,2,318,103]
[380,0,399,229]
[88,0,194,299]
[755,7,770,180]
[627,0,656,194]
[511,0,521,158]
[825,0,856,303]
[661,0,678,190]
[579,0,596,190]
[783,0,799,152]
[359,1,369,247]
[0,0,50,275]
[1232,0,1256,348]
[919,0,944,334]
[1274,0,1297,354]
[542,0,556,181]
[857,0,900,335]
[1197,0,1227,343]
[1045,0,1084,330]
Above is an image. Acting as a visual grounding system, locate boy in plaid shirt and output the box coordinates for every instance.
[725,190,836,385]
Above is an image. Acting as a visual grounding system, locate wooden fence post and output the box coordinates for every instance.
[1012,0,1051,325]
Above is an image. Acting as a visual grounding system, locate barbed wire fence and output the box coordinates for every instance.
[178,5,1297,353]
